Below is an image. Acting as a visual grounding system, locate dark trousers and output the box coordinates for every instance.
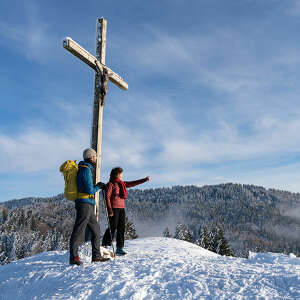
[69,202,100,258]
[102,208,125,248]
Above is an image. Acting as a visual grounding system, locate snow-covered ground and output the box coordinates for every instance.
[0,237,299,300]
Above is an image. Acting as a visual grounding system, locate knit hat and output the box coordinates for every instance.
[83,148,97,159]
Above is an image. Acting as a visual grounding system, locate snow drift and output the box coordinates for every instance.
[0,237,299,299]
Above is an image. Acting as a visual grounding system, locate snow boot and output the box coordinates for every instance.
[116,247,127,256]
[92,254,110,263]
[69,256,83,266]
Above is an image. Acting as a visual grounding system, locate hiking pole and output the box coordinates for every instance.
[102,189,115,257]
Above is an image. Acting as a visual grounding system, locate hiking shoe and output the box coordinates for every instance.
[69,256,83,266]
[92,255,110,262]
[116,247,127,255]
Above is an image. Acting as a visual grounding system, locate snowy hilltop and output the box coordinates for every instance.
[0,237,299,300]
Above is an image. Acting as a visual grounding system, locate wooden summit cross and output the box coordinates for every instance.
[63,18,128,219]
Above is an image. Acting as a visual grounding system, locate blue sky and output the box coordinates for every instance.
[1,0,300,201]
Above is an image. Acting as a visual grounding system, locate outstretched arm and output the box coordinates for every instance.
[124,176,150,188]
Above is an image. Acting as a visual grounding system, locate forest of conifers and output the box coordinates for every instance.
[1,183,299,264]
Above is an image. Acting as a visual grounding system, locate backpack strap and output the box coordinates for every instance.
[78,164,93,175]
[77,193,95,199]
[77,164,94,199]
[78,164,89,169]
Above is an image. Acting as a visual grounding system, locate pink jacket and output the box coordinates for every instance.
[105,178,148,215]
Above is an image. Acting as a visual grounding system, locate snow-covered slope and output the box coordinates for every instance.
[0,237,299,300]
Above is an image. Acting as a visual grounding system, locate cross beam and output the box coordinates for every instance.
[63,37,128,91]
[63,18,128,221]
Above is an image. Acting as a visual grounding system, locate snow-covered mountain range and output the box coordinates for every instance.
[2,183,300,261]
[0,237,299,300]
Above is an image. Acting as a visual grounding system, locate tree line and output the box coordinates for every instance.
[0,197,138,264]
[164,223,234,256]
[1,183,300,264]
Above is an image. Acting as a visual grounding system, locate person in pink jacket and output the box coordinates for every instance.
[102,167,150,255]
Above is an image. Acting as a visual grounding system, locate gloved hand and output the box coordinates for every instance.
[96,182,106,189]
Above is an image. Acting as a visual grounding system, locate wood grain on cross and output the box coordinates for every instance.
[63,18,128,219]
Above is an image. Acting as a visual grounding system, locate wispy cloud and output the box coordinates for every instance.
[1,87,300,191]
[0,126,89,173]
[120,25,300,100]
[156,115,300,166]
[2,0,300,199]
[285,0,300,16]
[0,2,60,64]
[102,92,300,170]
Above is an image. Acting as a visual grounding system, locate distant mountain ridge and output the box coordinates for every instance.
[125,183,300,256]
[3,183,300,211]
[2,194,64,209]
[1,183,300,263]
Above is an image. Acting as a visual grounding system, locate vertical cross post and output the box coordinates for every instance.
[92,18,107,220]
[63,18,128,222]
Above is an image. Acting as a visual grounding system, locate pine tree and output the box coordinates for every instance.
[210,227,219,252]
[124,216,138,240]
[41,231,52,252]
[18,209,25,228]
[194,225,234,256]
[163,227,172,238]
[196,225,234,256]
[7,233,17,261]
[1,206,8,223]
[174,223,193,242]
[30,216,38,231]
[215,227,234,256]
[196,226,209,248]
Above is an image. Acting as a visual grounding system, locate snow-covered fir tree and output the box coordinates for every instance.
[124,216,138,240]
[163,227,172,237]
[174,223,193,242]
[214,227,234,256]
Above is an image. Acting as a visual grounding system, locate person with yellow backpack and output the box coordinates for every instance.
[60,148,109,265]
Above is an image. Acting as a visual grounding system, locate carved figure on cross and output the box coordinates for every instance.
[95,62,109,106]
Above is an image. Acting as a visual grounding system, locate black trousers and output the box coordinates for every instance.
[102,208,125,248]
[69,202,100,258]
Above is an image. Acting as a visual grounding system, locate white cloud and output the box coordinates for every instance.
[0,126,89,173]
[100,94,300,174]
[3,8,300,197]
[223,162,300,193]
[156,114,300,166]
[131,27,193,69]
[102,92,300,169]
[2,90,300,192]
[0,95,99,174]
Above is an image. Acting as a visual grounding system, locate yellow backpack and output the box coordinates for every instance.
[59,160,78,201]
